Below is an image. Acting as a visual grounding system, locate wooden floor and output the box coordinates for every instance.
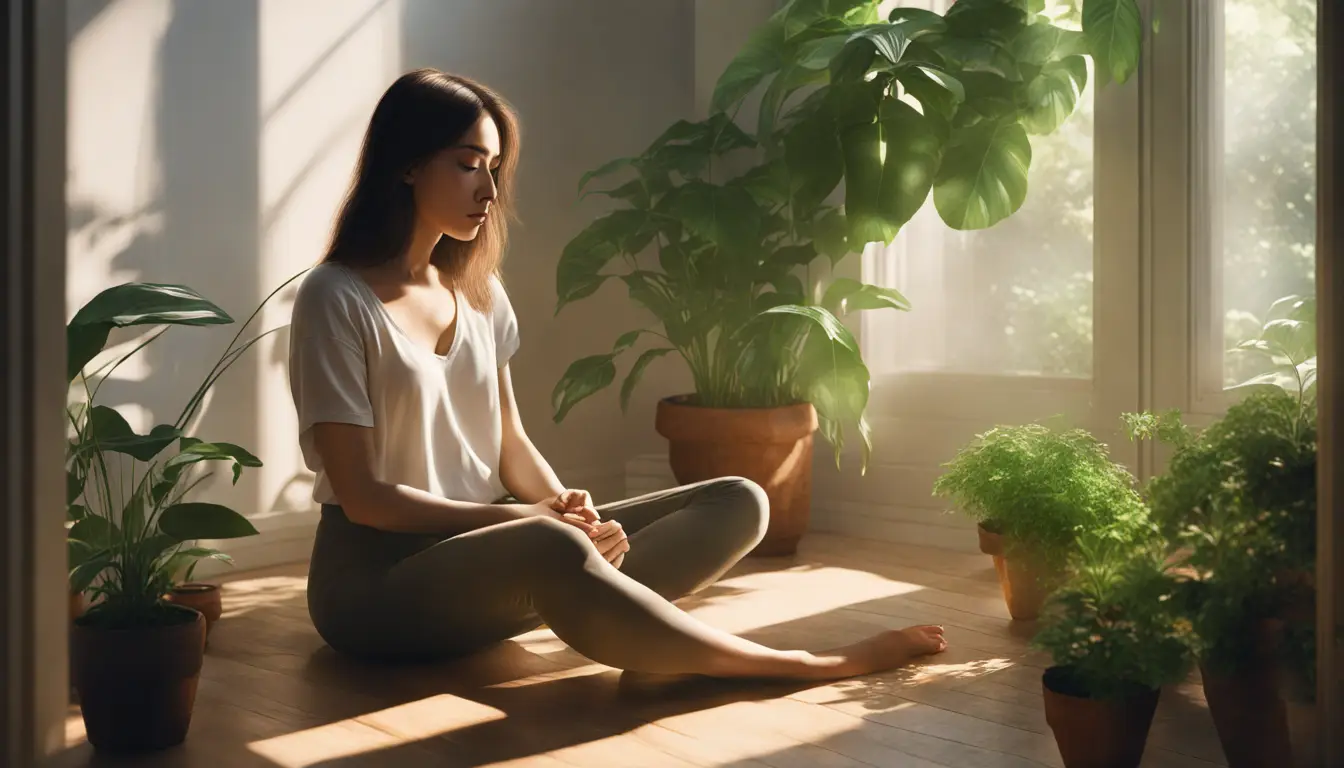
[56,534,1229,768]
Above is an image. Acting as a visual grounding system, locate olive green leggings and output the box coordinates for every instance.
[306,477,769,672]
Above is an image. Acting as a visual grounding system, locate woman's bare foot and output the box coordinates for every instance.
[806,625,948,679]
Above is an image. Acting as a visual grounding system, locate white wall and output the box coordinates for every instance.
[66,0,698,573]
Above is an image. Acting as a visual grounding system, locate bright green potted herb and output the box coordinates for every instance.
[66,272,302,753]
[933,423,1150,619]
[1033,536,1193,767]
[552,0,1144,555]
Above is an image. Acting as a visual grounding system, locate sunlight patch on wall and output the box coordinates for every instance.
[257,0,403,522]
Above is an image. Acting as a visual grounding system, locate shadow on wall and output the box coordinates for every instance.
[67,0,263,511]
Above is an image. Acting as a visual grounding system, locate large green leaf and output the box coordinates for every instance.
[938,39,1022,80]
[784,101,845,215]
[896,65,965,121]
[1082,0,1142,85]
[67,538,97,570]
[164,438,263,485]
[620,348,676,414]
[577,157,635,196]
[78,406,183,461]
[760,304,871,469]
[69,515,121,549]
[842,120,891,246]
[552,354,618,423]
[1012,23,1089,64]
[732,161,792,206]
[555,210,651,312]
[67,283,233,383]
[711,16,788,113]
[1022,55,1088,135]
[665,181,764,259]
[845,24,913,67]
[159,547,234,584]
[887,7,948,38]
[933,119,1032,230]
[69,551,114,594]
[758,63,831,146]
[822,277,912,314]
[813,207,851,263]
[1259,319,1316,364]
[158,502,259,540]
[877,98,943,233]
[945,0,1028,42]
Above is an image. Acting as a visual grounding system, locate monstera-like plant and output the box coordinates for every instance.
[551,0,1142,554]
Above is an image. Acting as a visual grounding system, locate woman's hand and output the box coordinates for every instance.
[552,489,597,520]
[529,493,627,568]
[589,519,629,568]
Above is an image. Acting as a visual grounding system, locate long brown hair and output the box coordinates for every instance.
[322,68,520,313]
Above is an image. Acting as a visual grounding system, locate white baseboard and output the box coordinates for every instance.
[623,452,979,552]
[191,510,319,580]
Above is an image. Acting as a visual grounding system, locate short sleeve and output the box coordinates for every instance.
[288,268,376,449]
[490,275,520,368]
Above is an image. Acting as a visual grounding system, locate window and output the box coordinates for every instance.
[1203,0,1317,391]
[864,1,1096,380]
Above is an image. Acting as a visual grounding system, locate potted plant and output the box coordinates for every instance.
[550,0,1143,555]
[1135,354,1316,764]
[1124,294,1317,766]
[1032,536,1193,768]
[65,275,300,752]
[932,423,1151,619]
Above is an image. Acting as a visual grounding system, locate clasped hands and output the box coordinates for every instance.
[541,489,628,568]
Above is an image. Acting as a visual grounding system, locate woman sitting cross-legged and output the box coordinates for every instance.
[288,67,948,678]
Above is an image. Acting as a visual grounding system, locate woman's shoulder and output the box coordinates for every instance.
[295,262,362,306]
[291,262,369,328]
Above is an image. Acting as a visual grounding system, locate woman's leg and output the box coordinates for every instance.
[376,498,947,678]
[596,477,769,601]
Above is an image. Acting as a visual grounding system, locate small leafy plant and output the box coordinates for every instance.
[1033,536,1193,699]
[1129,292,1317,682]
[67,273,303,629]
[1143,389,1315,676]
[933,423,1151,570]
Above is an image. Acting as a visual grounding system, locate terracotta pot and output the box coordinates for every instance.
[1200,620,1293,768]
[69,591,85,623]
[976,525,1052,620]
[1042,666,1160,768]
[71,605,206,753]
[165,583,222,639]
[655,396,817,557]
[1284,699,1320,768]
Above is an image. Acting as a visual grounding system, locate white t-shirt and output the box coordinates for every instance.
[287,262,521,506]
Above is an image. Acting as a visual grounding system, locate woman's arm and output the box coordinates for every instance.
[311,421,545,535]
[498,364,569,504]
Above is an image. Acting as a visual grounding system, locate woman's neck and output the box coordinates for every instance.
[391,220,443,284]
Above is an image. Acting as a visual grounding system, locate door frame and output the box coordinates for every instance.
[2,0,68,763]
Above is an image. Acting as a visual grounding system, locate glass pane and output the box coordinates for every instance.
[865,1,1095,378]
[1220,0,1316,387]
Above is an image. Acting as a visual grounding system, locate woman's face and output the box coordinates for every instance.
[408,114,502,241]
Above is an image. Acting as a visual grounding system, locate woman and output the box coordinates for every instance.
[288,68,947,678]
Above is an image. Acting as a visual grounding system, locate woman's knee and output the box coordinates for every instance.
[704,477,769,547]
[516,515,597,569]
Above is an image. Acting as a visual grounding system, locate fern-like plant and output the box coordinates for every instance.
[933,423,1151,570]
[1033,536,1193,699]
